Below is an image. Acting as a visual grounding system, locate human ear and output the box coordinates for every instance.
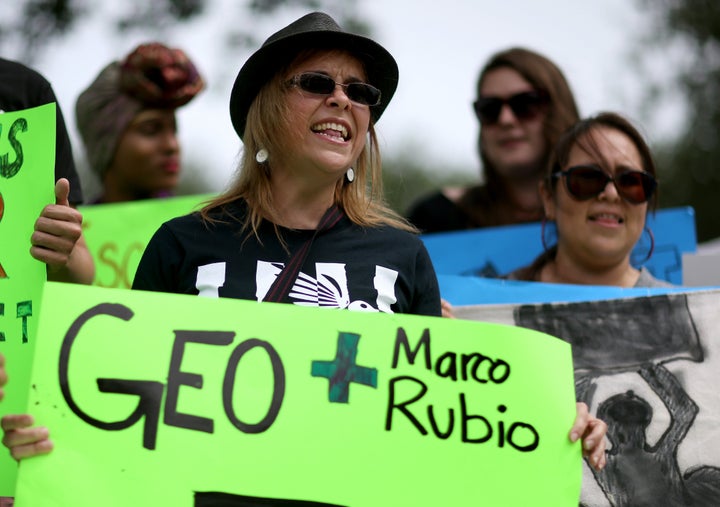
[539,180,555,220]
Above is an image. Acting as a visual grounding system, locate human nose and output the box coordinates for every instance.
[496,103,518,125]
[599,177,621,201]
[325,84,352,110]
[163,130,180,152]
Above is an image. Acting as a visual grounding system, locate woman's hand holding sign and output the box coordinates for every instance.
[1,413,53,461]
[0,353,54,460]
[571,402,607,470]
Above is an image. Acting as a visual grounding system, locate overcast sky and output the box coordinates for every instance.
[24,0,682,194]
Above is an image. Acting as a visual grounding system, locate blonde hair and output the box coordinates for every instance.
[201,50,414,238]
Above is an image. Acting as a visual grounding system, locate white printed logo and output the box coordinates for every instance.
[195,261,399,313]
[257,261,398,313]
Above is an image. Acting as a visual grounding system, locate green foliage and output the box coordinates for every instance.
[661,0,720,43]
[115,0,206,31]
[5,0,86,61]
[635,0,720,241]
[0,0,365,63]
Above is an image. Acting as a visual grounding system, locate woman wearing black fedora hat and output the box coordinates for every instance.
[2,11,606,475]
[128,11,441,315]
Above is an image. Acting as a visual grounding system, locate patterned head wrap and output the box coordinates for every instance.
[75,42,204,176]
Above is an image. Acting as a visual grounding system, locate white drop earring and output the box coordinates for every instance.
[345,167,355,183]
[255,148,269,163]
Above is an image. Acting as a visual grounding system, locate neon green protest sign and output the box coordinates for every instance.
[79,194,213,289]
[17,282,582,506]
[0,103,55,496]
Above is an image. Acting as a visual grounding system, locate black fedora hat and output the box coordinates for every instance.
[229,11,399,138]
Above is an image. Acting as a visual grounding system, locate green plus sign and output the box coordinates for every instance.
[311,332,377,403]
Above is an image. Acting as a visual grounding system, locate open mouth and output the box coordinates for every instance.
[311,122,350,141]
[589,212,624,224]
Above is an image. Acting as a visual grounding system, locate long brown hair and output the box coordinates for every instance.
[200,49,414,237]
[476,47,580,193]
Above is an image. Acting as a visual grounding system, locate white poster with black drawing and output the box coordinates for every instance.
[454,289,720,507]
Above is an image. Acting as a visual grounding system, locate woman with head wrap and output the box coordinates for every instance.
[75,42,204,203]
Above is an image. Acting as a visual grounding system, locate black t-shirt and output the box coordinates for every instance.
[407,186,545,234]
[133,200,442,317]
[0,57,83,204]
[406,191,474,234]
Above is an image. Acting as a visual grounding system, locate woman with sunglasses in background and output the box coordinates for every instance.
[406,47,580,233]
[505,112,673,288]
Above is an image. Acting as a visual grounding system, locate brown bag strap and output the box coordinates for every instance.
[263,205,344,303]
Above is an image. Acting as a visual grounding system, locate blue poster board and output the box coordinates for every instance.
[421,207,696,285]
[438,274,710,307]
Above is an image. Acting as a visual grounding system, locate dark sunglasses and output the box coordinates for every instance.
[287,72,382,107]
[473,91,549,125]
[553,164,657,204]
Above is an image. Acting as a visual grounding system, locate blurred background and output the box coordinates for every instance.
[2,0,719,243]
